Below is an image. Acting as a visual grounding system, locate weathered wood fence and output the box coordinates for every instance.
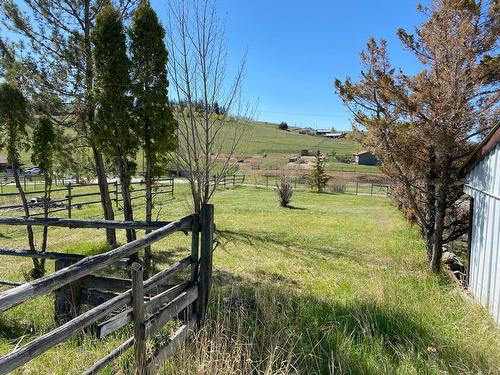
[0,177,174,218]
[0,204,214,374]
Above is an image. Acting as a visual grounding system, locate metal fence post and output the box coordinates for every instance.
[132,262,146,375]
[370,184,373,196]
[356,182,359,195]
[198,204,214,324]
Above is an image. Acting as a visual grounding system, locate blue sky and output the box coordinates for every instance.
[151,0,426,130]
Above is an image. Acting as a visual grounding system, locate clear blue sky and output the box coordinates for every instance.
[152,0,427,130]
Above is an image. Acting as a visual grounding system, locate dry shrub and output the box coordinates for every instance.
[276,179,293,207]
[328,179,346,193]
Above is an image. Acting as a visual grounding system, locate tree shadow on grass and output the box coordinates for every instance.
[285,205,306,210]
[217,229,372,267]
[207,268,491,375]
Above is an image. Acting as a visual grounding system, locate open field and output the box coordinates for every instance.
[0,186,498,374]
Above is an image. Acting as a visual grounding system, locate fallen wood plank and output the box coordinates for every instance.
[0,216,194,313]
[81,337,134,375]
[143,286,198,339]
[80,275,131,293]
[98,282,189,338]
[146,315,196,374]
[0,248,85,261]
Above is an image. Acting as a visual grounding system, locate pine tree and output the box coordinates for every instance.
[92,4,139,243]
[1,1,139,247]
[130,0,178,273]
[307,151,329,192]
[31,116,59,275]
[0,82,40,275]
[335,0,499,272]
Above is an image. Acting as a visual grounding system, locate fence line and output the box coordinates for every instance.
[0,204,215,374]
[0,177,175,218]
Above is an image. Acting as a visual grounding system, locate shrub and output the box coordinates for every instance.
[276,179,293,207]
[328,179,346,193]
[278,121,288,130]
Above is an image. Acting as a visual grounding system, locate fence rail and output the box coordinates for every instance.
[0,204,215,374]
[248,175,389,196]
[0,177,174,218]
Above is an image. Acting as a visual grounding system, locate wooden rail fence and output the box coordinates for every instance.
[0,204,215,374]
[0,177,174,218]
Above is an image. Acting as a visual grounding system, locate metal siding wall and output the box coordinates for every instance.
[464,144,500,325]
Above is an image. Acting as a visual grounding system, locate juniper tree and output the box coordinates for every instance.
[307,151,329,193]
[31,116,58,276]
[130,0,178,272]
[92,4,138,243]
[0,82,41,275]
[0,0,140,247]
[335,0,499,272]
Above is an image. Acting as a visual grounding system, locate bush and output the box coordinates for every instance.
[328,179,346,193]
[276,179,293,207]
[278,121,288,130]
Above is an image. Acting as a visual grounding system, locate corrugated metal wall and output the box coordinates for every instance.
[464,143,500,324]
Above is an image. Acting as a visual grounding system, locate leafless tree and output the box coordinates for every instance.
[166,0,248,213]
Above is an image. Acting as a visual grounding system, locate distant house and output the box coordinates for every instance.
[353,151,380,166]
[0,155,8,171]
[315,129,330,136]
[461,123,500,325]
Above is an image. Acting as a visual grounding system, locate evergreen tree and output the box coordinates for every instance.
[307,151,329,192]
[0,82,41,275]
[130,0,178,272]
[92,4,139,243]
[1,1,139,247]
[31,116,59,275]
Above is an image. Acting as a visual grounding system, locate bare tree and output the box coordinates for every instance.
[166,0,248,213]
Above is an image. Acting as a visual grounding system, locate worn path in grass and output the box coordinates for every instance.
[0,186,498,374]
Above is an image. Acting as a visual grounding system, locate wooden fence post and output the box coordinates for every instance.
[190,214,200,317]
[232,175,236,187]
[67,183,72,218]
[198,204,214,324]
[370,184,373,196]
[356,182,359,195]
[171,177,175,196]
[114,181,119,207]
[54,259,81,323]
[132,262,146,375]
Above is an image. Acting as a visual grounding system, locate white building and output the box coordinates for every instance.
[462,123,500,324]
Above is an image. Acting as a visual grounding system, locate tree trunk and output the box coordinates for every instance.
[83,0,116,248]
[92,146,117,247]
[12,162,42,276]
[118,156,136,243]
[431,203,445,273]
[144,157,153,277]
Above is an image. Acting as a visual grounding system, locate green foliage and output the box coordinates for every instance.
[31,117,57,174]
[279,121,288,130]
[307,150,329,192]
[0,82,30,167]
[129,0,178,177]
[92,4,138,174]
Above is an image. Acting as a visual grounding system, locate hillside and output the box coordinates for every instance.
[226,120,357,156]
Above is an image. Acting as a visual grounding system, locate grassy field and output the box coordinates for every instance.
[228,120,357,156]
[0,186,498,374]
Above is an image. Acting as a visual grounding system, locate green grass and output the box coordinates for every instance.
[228,120,357,156]
[0,186,498,374]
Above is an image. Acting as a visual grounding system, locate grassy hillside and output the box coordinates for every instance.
[0,186,498,373]
[227,120,357,156]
